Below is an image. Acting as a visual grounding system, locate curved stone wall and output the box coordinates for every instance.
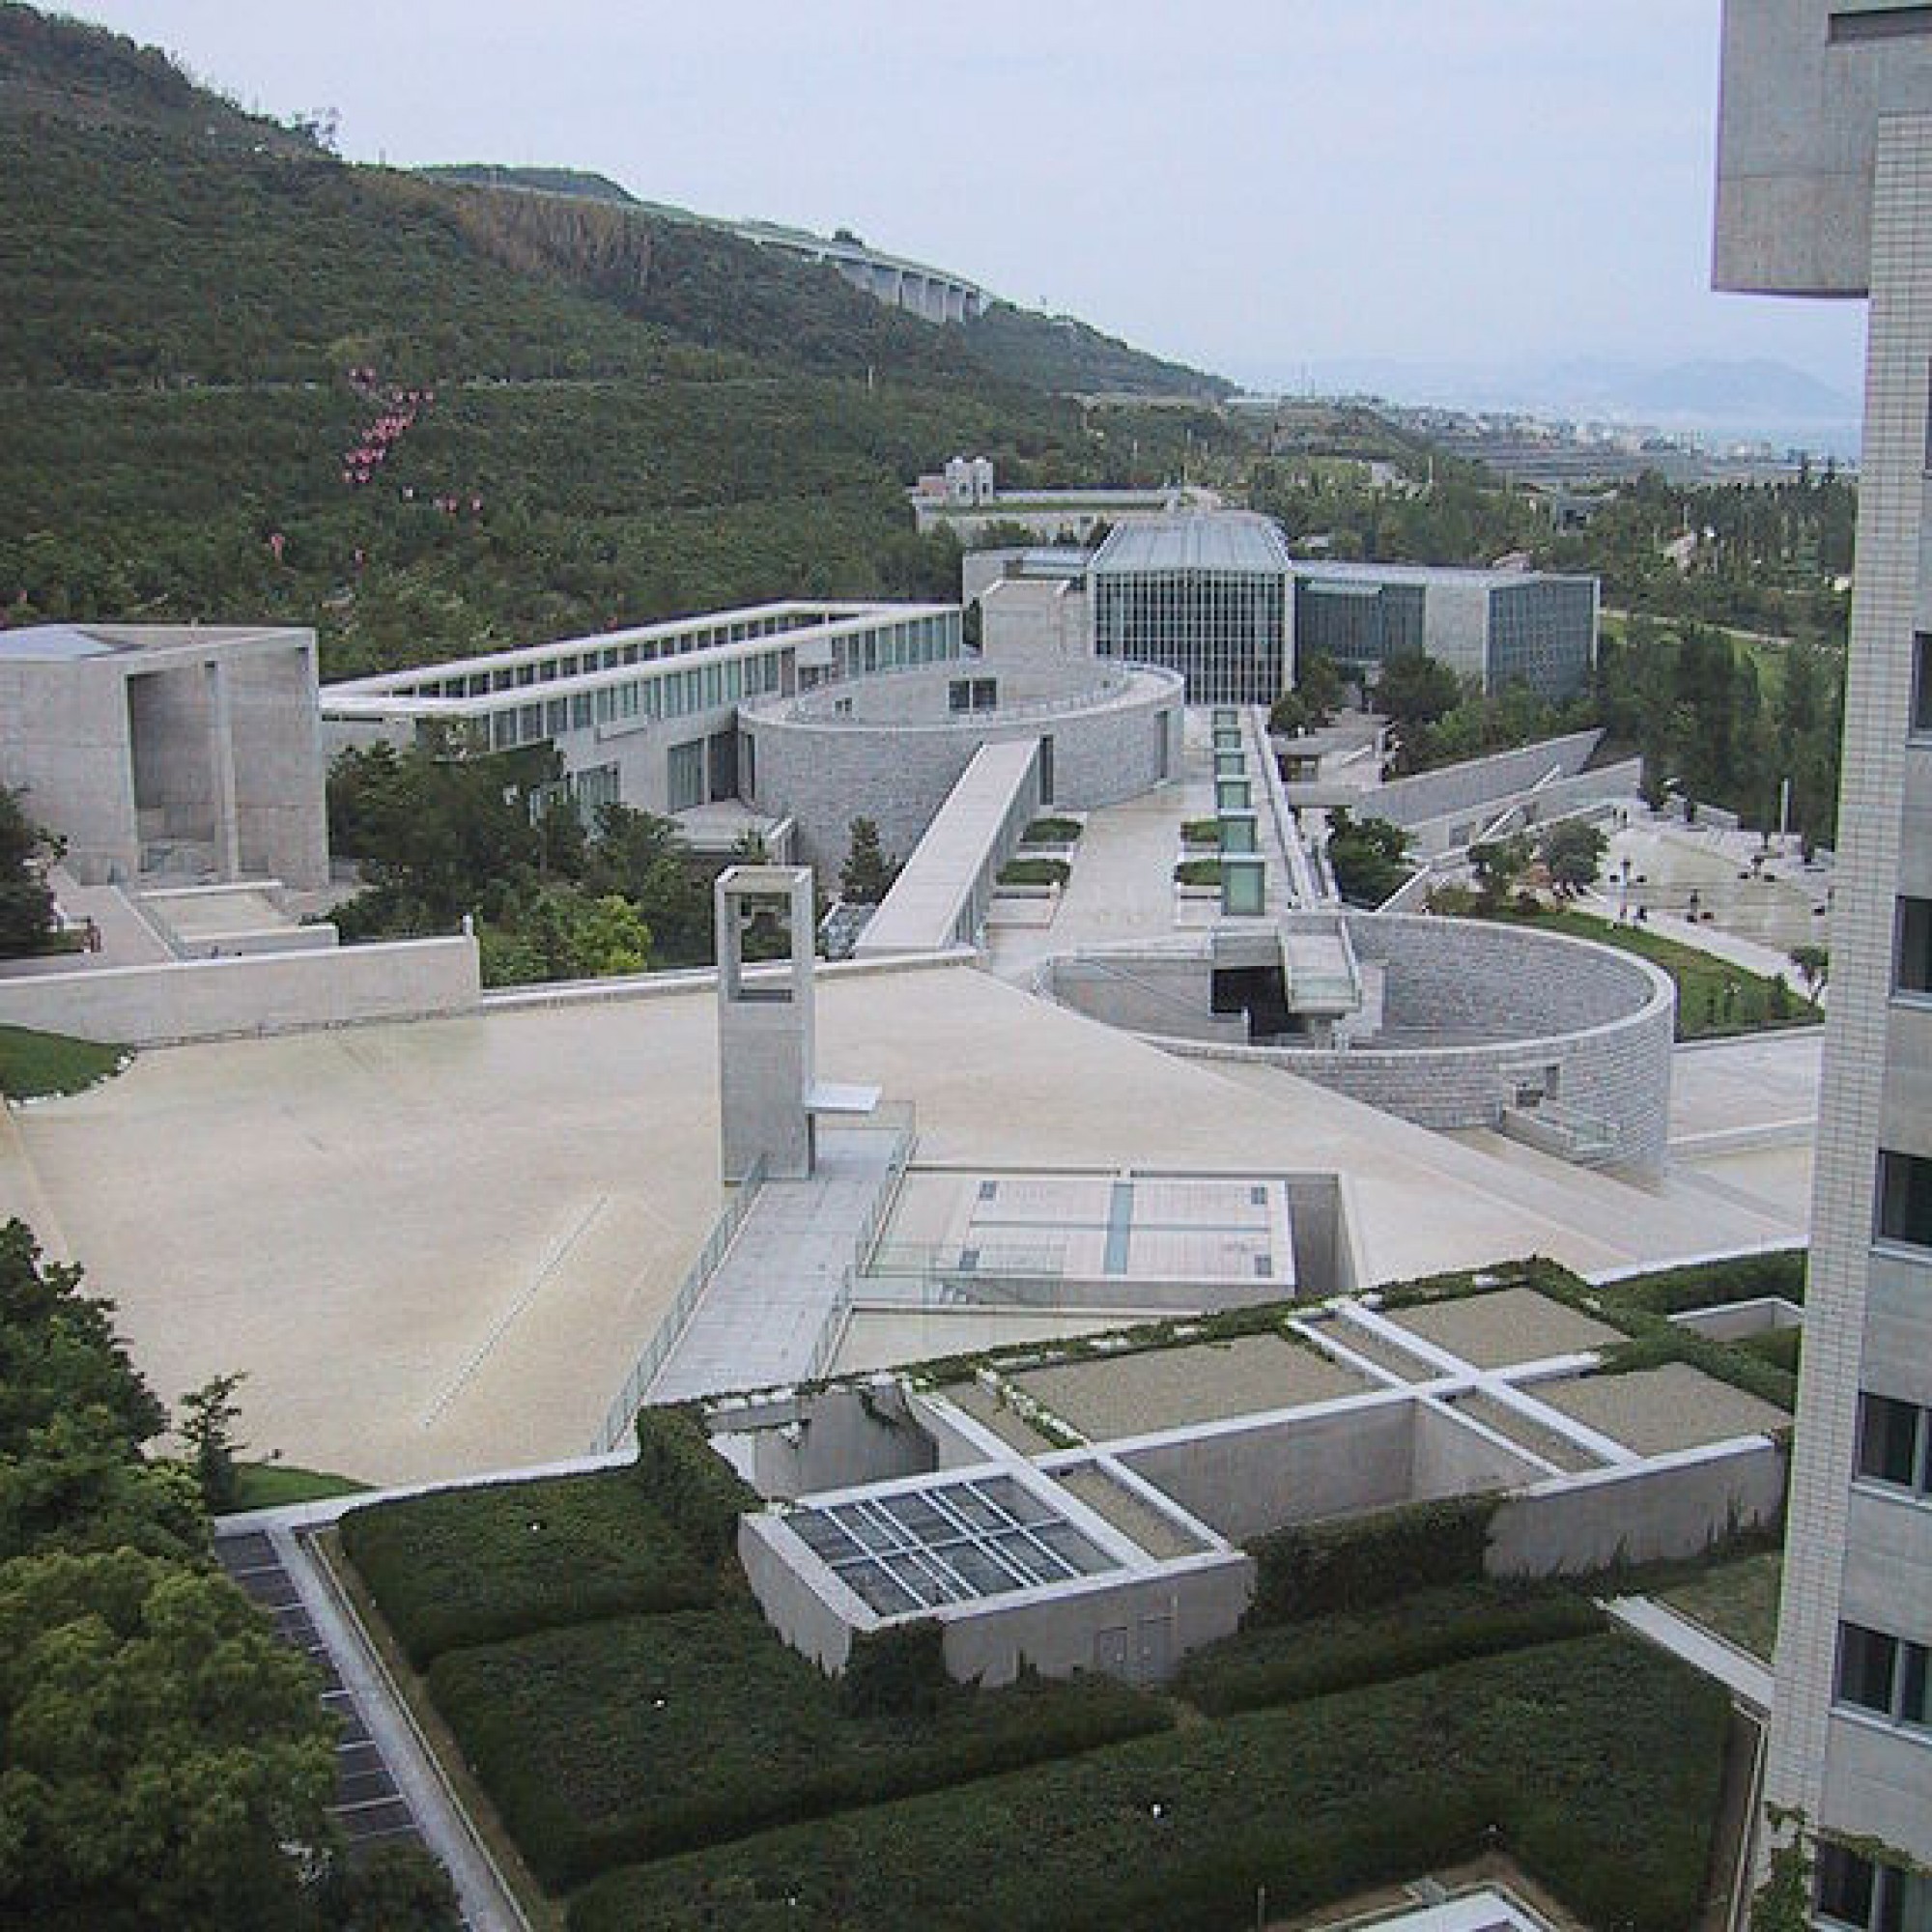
[743,662,1182,870]
[1045,913,1676,1177]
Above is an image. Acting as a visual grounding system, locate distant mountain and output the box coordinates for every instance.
[1262,354,1860,452]
[0,2,1240,685]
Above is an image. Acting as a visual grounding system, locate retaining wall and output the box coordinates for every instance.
[0,935,480,1045]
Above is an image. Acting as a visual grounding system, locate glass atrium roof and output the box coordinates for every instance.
[786,1472,1120,1618]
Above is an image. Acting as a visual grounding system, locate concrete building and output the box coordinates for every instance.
[1715,3,1932,1917]
[1292,562,1599,702]
[0,623,328,889]
[321,601,962,827]
[1089,514,1296,704]
[731,1275,1787,1688]
[740,658,1181,871]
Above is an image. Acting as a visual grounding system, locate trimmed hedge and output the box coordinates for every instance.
[1247,1494,1498,1625]
[429,1609,1172,1889]
[568,1634,1730,1932]
[1176,1582,1604,1717]
[1601,1248,1805,1313]
[631,1404,758,1567]
[997,857,1070,888]
[339,1469,716,1668]
[1020,817,1083,845]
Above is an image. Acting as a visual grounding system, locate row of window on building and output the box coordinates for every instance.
[414,616,960,757]
[391,607,831,701]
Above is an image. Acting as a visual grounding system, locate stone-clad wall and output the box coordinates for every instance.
[744,666,1180,871]
[1053,913,1675,1178]
[1225,917,1673,1176]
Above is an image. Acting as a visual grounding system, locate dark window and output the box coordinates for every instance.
[1840,1623,1902,1715]
[1832,5,1932,41]
[1838,1620,1932,1726]
[1860,1392,1932,1492]
[1916,634,1932,735]
[1877,1149,1932,1249]
[1899,898,1932,995]
[1038,735,1056,806]
[1818,1843,1877,1928]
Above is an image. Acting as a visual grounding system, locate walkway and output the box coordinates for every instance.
[649,1125,904,1401]
[1604,1594,1775,1711]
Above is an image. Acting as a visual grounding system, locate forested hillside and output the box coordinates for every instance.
[0,4,1236,679]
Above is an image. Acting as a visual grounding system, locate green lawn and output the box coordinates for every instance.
[0,1024,126,1099]
[1493,905,1822,1041]
[223,1463,370,1513]
[1659,1550,1784,1662]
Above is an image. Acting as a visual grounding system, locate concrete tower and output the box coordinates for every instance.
[716,866,818,1184]
[1716,4,1932,1917]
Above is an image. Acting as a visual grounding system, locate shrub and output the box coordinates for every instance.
[1174,858,1221,887]
[1247,1495,1499,1625]
[1177,1583,1604,1717]
[339,1468,716,1667]
[839,1619,948,1719]
[429,1609,1169,1889]
[568,1634,1727,1932]
[1180,817,1220,848]
[1020,817,1082,845]
[997,856,1070,888]
[632,1404,758,1569]
[1601,1249,1806,1313]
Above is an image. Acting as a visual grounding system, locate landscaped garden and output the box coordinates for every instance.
[330,1253,1796,1931]
[1472,902,1822,1042]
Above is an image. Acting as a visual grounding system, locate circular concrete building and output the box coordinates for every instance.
[742,660,1183,869]
[1044,911,1677,1177]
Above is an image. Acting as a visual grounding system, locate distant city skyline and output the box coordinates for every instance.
[58,0,1869,412]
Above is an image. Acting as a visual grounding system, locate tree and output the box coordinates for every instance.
[1375,651,1463,732]
[1468,833,1535,903]
[1324,810,1412,909]
[839,816,899,905]
[179,1373,246,1514]
[1540,819,1607,895]
[0,1548,337,1930]
[0,786,59,959]
[1789,943,1830,1002]
[1295,649,1345,724]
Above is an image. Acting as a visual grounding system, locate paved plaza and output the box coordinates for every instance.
[1,948,1821,1487]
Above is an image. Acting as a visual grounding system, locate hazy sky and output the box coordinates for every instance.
[58,0,1869,396]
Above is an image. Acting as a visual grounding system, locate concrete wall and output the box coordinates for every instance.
[739,1514,858,1672]
[1116,1400,1415,1542]
[0,935,480,1045]
[745,665,1180,870]
[1051,914,1676,1176]
[1393,761,1642,861]
[0,661,139,885]
[744,1384,940,1500]
[1412,1400,1549,1499]
[1368,730,1605,833]
[229,646,330,888]
[1486,1439,1787,1577]
[936,1555,1252,1688]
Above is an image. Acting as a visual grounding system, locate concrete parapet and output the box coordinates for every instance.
[0,935,480,1045]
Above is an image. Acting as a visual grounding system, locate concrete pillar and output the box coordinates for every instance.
[206,658,242,880]
[716,866,818,1182]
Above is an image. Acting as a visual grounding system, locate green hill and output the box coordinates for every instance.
[0,4,1239,679]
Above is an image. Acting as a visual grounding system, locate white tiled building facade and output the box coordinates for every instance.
[1716,4,1932,1919]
